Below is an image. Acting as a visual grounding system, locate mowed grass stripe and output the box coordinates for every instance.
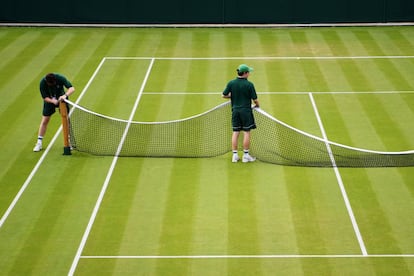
[225,30,243,57]
[76,31,130,108]
[113,160,173,275]
[81,159,147,256]
[81,59,148,118]
[305,30,336,56]
[209,30,229,58]
[154,159,199,274]
[189,158,229,275]
[226,161,262,274]
[190,30,210,57]
[399,167,414,213]
[320,93,406,149]
[385,28,414,54]
[367,169,414,254]
[63,30,119,87]
[355,93,412,151]
[266,93,322,139]
[343,170,412,254]
[5,160,80,275]
[80,158,175,275]
[354,28,410,57]
[352,30,414,91]
[254,165,299,254]
[0,152,112,275]
[0,28,12,45]
[0,30,42,85]
[0,30,69,110]
[372,93,414,149]
[368,59,413,91]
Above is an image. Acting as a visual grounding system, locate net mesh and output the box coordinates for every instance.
[67,100,414,167]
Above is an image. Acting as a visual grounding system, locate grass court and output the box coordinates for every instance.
[0,26,414,275]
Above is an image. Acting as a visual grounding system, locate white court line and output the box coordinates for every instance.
[68,58,155,276]
[105,56,414,60]
[80,254,414,259]
[0,58,107,230]
[143,90,414,95]
[309,93,368,256]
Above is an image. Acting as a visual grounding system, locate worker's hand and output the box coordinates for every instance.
[222,93,231,99]
[58,94,68,102]
[51,97,59,105]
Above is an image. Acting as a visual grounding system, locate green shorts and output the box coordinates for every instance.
[232,108,256,132]
[42,101,69,116]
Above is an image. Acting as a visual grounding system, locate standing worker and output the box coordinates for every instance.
[222,64,259,163]
[33,73,75,152]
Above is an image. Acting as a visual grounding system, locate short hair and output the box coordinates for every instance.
[45,73,57,86]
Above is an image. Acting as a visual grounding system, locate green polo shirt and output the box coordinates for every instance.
[222,77,257,109]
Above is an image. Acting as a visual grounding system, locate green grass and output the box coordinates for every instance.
[0,26,414,275]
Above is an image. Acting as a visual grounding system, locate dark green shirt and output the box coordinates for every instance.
[39,73,72,99]
[223,77,257,109]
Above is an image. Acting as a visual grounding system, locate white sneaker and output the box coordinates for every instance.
[33,141,42,152]
[242,154,256,163]
[232,155,240,163]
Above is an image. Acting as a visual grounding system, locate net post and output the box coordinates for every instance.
[59,100,72,155]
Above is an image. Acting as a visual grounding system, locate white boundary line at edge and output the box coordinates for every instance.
[143,90,414,95]
[105,55,414,60]
[80,254,414,259]
[1,22,414,28]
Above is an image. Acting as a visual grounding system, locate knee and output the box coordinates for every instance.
[41,117,51,126]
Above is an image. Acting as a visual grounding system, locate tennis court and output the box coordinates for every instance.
[0,27,414,275]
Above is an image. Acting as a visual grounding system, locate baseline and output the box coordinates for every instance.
[80,254,414,259]
[105,56,414,60]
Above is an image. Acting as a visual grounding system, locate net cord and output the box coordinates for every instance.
[65,99,232,124]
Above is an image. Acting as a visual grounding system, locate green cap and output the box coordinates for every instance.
[237,64,253,73]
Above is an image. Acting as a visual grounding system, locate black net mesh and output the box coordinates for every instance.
[67,100,414,167]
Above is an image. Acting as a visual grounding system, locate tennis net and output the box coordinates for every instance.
[67,100,414,167]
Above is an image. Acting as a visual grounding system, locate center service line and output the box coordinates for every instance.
[68,58,155,276]
[308,92,368,256]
